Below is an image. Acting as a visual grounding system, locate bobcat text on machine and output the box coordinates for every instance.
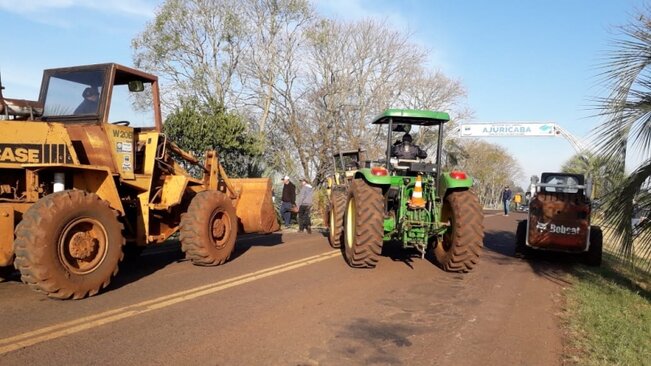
[327,109,484,272]
[0,63,278,299]
[515,172,602,265]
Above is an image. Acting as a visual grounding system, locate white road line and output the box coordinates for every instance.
[0,250,340,355]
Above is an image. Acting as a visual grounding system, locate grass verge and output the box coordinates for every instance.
[563,252,651,365]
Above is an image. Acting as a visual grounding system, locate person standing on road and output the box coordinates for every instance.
[501,186,513,216]
[513,193,522,211]
[280,176,296,228]
[296,178,314,234]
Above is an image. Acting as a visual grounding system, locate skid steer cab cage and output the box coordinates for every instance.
[371,109,449,191]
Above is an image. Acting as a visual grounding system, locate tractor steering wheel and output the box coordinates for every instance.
[112,121,131,126]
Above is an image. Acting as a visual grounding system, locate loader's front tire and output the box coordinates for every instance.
[343,179,384,268]
[434,190,484,272]
[13,191,124,299]
[181,191,237,266]
[328,189,347,248]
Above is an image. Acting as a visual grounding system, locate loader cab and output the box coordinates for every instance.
[38,63,162,131]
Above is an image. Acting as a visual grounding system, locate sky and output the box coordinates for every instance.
[0,0,646,188]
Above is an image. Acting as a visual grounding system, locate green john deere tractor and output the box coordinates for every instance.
[330,109,484,271]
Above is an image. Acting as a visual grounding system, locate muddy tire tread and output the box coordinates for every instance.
[13,191,124,299]
[328,189,347,248]
[180,191,237,266]
[436,190,484,272]
[344,179,384,268]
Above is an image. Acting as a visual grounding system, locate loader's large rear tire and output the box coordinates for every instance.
[584,226,602,267]
[13,191,124,299]
[328,189,347,248]
[181,191,237,266]
[343,179,384,268]
[434,190,484,272]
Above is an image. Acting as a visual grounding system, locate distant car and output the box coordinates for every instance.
[632,208,649,236]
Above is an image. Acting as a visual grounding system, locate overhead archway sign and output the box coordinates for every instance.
[460,123,557,137]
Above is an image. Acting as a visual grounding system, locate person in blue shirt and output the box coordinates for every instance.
[501,186,513,216]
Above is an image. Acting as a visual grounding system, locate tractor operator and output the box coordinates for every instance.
[74,87,100,115]
[391,133,427,160]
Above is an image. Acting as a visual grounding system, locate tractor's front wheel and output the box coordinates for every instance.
[343,179,384,268]
[434,190,484,272]
[328,189,347,248]
[181,191,238,266]
[13,191,125,299]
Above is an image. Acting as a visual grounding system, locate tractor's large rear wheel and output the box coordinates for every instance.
[328,189,347,248]
[434,190,484,272]
[343,179,384,268]
[181,191,238,266]
[13,191,124,299]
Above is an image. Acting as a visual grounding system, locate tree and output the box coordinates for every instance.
[132,0,313,121]
[560,152,622,199]
[164,98,263,177]
[132,1,470,185]
[593,5,651,263]
[280,18,468,184]
[133,0,247,112]
[456,140,523,208]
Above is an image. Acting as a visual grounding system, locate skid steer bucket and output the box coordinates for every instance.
[229,178,280,234]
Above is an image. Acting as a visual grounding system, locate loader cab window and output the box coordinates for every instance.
[108,79,155,129]
[43,70,104,117]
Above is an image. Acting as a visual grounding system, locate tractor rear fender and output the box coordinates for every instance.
[23,164,124,214]
[439,172,473,196]
[354,168,398,186]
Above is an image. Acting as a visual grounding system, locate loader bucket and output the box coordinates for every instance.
[229,178,281,234]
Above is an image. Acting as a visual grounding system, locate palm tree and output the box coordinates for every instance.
[560,152,623,199]
[594,6,651,267]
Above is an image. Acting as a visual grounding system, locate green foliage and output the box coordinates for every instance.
[564,255,651,365]
[456,139,523,208]
[592,7,651,259]
[164,98,263,177]
[560,152,623,199]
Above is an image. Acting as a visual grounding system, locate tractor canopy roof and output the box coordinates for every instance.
[371,109,450,126]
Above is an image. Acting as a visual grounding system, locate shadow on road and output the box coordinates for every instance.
[107,240,185,292]
[230,233,284,261]
[483,216,574,286]
[107,232,284,293]
[382,243,419,269]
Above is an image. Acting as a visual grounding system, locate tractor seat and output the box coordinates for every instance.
[392,158,418,170]
[390,159,436,173]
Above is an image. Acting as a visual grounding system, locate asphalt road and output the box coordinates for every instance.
[0,212,567,365]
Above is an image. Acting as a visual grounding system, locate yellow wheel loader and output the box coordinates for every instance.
[0,63,279,299]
